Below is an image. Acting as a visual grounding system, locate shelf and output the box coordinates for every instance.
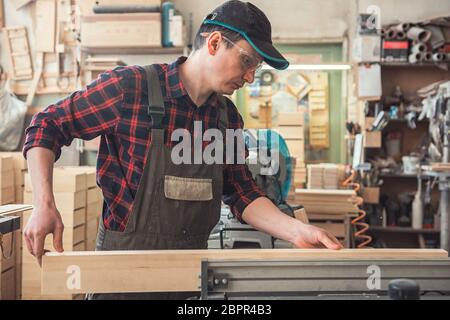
[369,226,439,234]
[379,172,428,179]
[359,61,450,69]
[380,62,450,69]
[80,46,186,55]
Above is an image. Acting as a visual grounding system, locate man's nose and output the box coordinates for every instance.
[243,69,256,84]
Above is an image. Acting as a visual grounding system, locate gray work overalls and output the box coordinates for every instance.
[88,65,228,300]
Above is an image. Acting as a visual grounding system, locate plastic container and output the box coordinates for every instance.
[162,2,175,47]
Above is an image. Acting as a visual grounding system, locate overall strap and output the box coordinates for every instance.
[143,65,165,128]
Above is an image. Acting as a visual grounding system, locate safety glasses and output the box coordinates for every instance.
[201,32,264,73]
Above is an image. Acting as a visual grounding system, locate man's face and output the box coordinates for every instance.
[207,33,263,95]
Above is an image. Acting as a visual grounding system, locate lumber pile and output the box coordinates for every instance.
[0,204,32,300]
[41,248,449,295]
[294,189,359,215]
[307,164,346,189]
[0,152,28,204]
[22,166,102,299]
[0,156,14,205]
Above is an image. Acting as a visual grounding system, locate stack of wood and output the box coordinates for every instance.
[22,166,102,299]
[0,156,15,205]
[294,189,359,215]
[275,111,306,196]
[308,73,330,148]
[0,204,33,300]
[307,164,345,189]
[73,167,102,251]
[287,158,307,201]
[1,152,28,204]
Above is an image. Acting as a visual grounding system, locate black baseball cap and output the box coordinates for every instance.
[202,0,289,70]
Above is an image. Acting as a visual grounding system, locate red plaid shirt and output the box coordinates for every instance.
[23,57,265,231]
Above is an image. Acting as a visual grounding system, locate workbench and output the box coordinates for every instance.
[41,249,450,299]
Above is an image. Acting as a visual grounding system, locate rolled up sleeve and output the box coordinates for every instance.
[23,68,124,161]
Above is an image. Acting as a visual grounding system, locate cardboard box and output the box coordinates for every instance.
[81,13,162,48]
[364,131,382,148]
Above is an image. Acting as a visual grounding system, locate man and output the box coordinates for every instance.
[23,1,342,299]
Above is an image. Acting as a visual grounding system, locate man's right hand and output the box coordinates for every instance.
[23,204,65,266]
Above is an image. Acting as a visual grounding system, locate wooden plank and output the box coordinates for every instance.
[24,191,86,212]
[35,0,56,52]
[0,187,15,205]
[0,152,27,171]
[26,167,90,193]
[1,268,15,300]
[277,112,304,126]
[0,156,13,172]
[274,126,304,140]
[0,171,14,190]
[42,249,449,295]
[0,204,33,216]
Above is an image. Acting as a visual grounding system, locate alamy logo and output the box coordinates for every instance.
[170,121,280,175]
[365,5,381,31]
[66,265,81,290]
[366,265,381,290]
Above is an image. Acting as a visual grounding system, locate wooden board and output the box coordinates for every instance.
[2,26,33,80]
[0,156,13,172]
[35,0,56,52]
[1,268,15,300]
[294,189,359,214]
[0,171,14,190]
[41,248,449,295]
[277,112,304,126]
[0,187,15,205]
[25,168,89,192]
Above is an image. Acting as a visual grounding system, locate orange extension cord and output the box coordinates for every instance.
[342,170,372,248]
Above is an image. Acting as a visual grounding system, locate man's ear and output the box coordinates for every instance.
[207,32,222,56]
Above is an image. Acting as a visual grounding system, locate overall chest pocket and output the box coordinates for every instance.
[156,175,218,237]
[164,176,213,201]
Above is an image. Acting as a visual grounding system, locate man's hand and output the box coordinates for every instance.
[242,197,344,250]
[290,222,343,250]
[23,204,64,266]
